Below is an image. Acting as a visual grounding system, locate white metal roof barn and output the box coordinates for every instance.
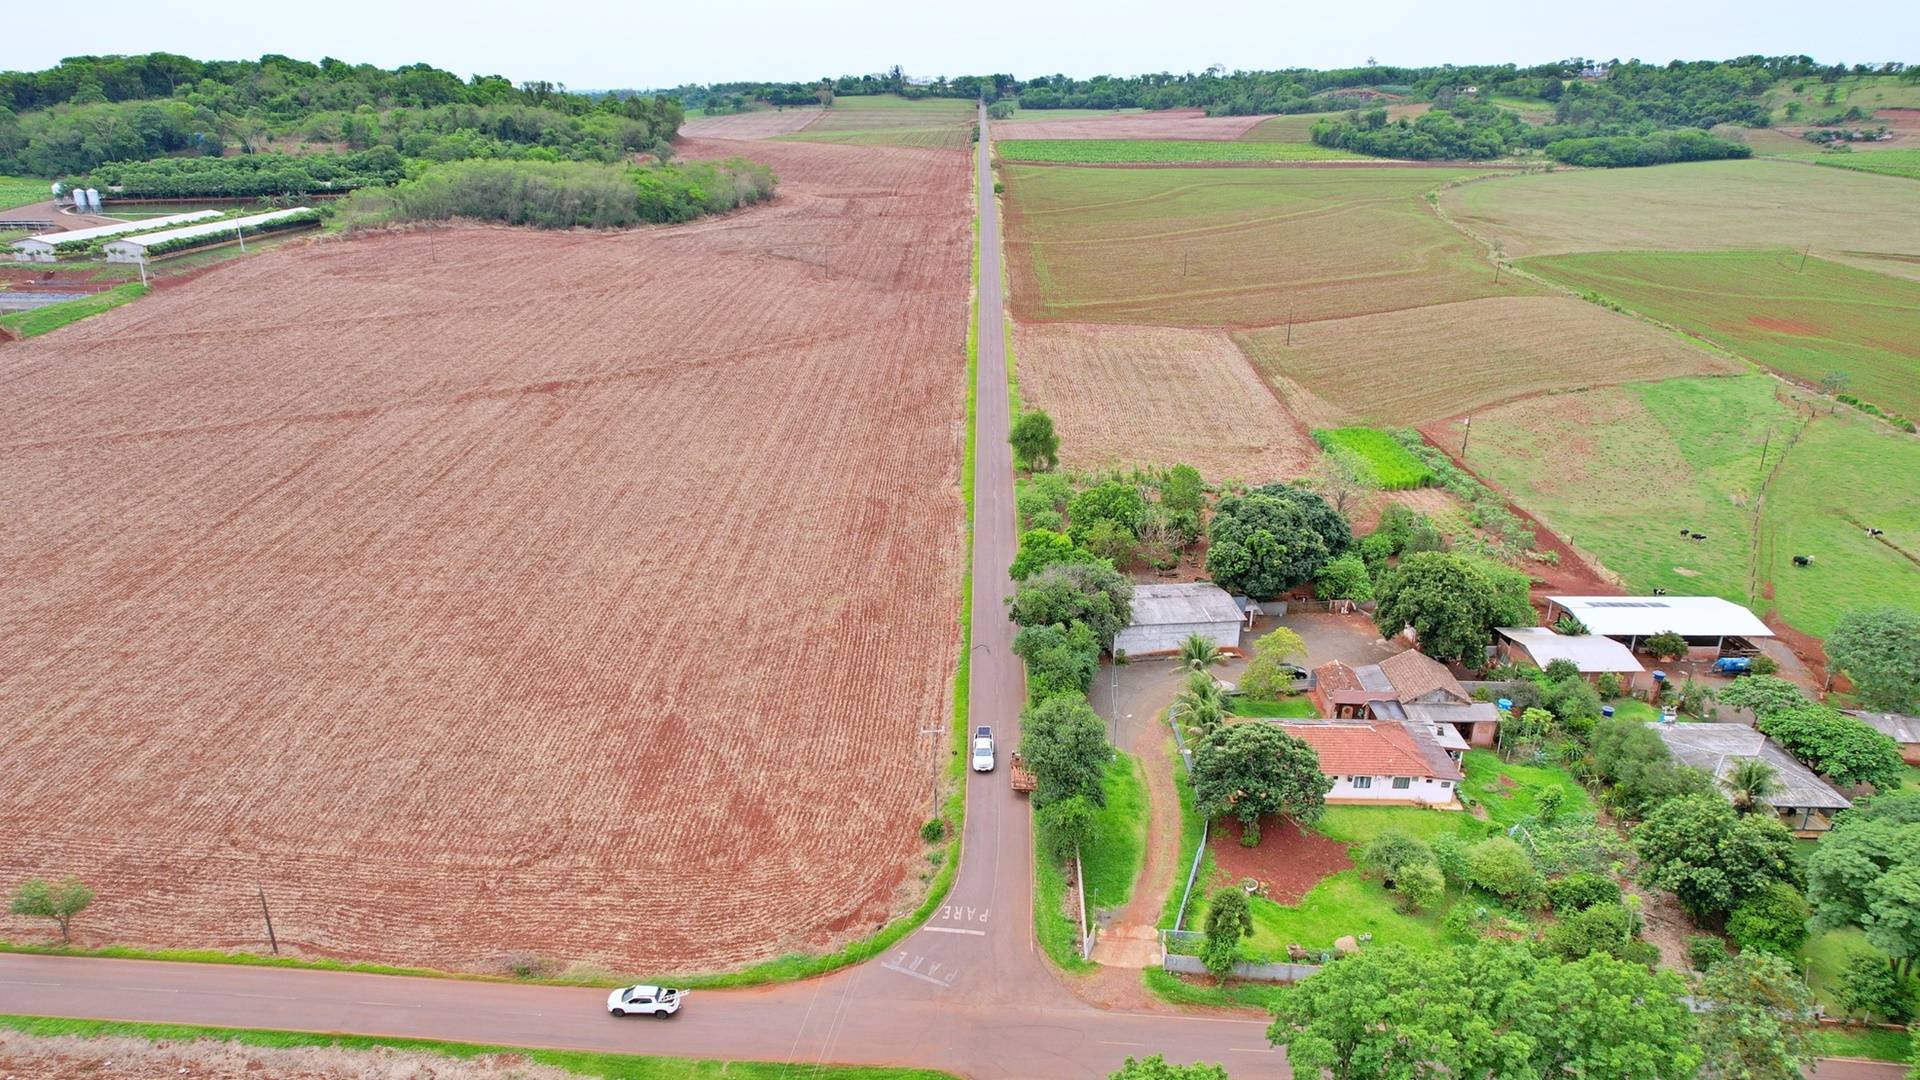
[8,210,223,262]
[1543,595,1774,641]
[1113,582,1243,657]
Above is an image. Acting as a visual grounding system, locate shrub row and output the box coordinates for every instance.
[1836,393,1918,434]
[383,158,777,229]
[1543,129,1751,167]
[1385,429,1536,559]
[82,148,406,198]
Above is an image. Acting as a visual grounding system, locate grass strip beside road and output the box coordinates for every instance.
[0,282,147,337]
[0,1015,958,1079]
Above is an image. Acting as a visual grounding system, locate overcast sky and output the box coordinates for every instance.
[5,0,1915,89]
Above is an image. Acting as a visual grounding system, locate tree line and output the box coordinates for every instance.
[355,157,778,230]
[0,52,683,178]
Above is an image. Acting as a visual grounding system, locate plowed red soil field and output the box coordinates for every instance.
[0,136,971,975]
[990,109,1269,141]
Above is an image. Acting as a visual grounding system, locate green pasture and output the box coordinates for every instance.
[1313,427,1435,489]
[1766,73,1920,122]
[1229,696,1320,718]
[1238,112,1342,142]
[0,282,148,337]
[1523,249,1920,420]
[1081,751,1150,909]
[1466,374,1920,638]
[997,139,1360,164]
[0,175,50,211]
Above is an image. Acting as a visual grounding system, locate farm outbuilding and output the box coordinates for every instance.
[103,208,315,263]
[1543,595,1774,660]
[8,210,223,262]
[1846,711,1920,765]
[1651,721,1851,834]
[1496,626,1647,691]
[1112,582,1242,657]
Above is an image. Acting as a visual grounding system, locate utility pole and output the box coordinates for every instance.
[1285,312,1293,346]
[1797,245,1810,273]
[1460,415,1471,457]
[256,884,278,954]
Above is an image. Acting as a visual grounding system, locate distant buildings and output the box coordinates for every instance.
[1309,649,1501,749]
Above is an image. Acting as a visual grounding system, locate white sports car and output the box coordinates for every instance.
[607,984,686,1017]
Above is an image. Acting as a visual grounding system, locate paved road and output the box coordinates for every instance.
[0,104,1902,1080]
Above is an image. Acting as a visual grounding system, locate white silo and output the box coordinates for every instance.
[85,188,102,210]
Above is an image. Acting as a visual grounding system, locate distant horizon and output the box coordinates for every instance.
[3,0,1914,94]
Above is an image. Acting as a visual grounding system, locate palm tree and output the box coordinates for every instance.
[1178,633,1223,673]
[1723,758,1782,814]
[1174,670,1227,739]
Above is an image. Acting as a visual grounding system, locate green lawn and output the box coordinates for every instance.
[1244,870,1444,956]
[1799,928,1915,1062]
[0,1016,955,1079]
[1460,750,1593,828]
[1159,742,1211,930]
[0,175,48,211]
[1229,695,1319,718]
[1142,966,1290,1011]
[1811,1025,1912,1062]
[1522,249,1920,421]
[996,139,1361,163]
[1316,804,1495,846]
[1605,699,1661,724]
[0,282,148,337]
[1081,751,1150,909]
[1033,819,1093,972]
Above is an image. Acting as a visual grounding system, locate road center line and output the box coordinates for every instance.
[1099,1040,1146,1047]
[117,987,181,994]
[1228,1047,1274,1053]
[920,926,986,936]
[0,980,59,988]
[353,1000,422,1009]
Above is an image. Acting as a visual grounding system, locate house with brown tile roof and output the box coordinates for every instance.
[1280,720,1464,807]
[1307,649,1501,748]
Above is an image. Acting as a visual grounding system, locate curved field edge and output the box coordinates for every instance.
[0,1015,959,1079]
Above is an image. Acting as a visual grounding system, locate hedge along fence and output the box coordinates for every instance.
[134,209,325,259]
[1313,427,1435,490]
[80,148,406,199]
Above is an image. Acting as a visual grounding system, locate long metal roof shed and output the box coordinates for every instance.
[1543,596,1774,639]
[102,208,313,258]
[1651,721,1850,831]
[1496,627,1645,673]
[8,210,223,257]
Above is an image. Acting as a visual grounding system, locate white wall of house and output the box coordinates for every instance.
[1113,619,1240,657]
[1324,774,1457,807]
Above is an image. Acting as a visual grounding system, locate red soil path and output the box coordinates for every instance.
[0,137,972,975]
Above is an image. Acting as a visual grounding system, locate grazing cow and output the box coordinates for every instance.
[1793,555,1814,567]
[1690,532,1707,541]
[1868,528,1885,538]
[1653,587,1668,596]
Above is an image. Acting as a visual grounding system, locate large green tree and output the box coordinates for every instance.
[1009,409,1059,472]
[1009,529,1105,581]
[1067,481,1148,547]
[1268,941,1700,1080]
[1758,703,1904,792]
[1694,951,1815,1080]
[1007,562,1134,650]
[1590,714,1715,818]
[1716,674,1807,719]
[1191,722,1332,844]
[8,876,93,945]
[1370,551,1502,665]
[1634,794,1797,921]
[1020,695,1110,808]
[1204,484,1349,598]
[1239,626,1307,700]
[1827,607,1920,712]
[1806,795,1920,974]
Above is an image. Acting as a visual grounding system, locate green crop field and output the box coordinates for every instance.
[779,95,975,150]
[1461,374,1920,638]
[1524,249,1920,420]
[1003,162,1518,327]
[1441,160,1920,281]
[1237,112,1342,142]
[0,175,50,211]
[1314,427,1435,489]
[996,139,1361,163]
[1812,148,1920,181]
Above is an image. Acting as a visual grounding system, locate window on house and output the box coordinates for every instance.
[1352,776,1372,789]
[1392,777,1411,789]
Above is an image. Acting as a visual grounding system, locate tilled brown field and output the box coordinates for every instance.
[679,108,823,139]
[1013,322,1314,481]
[0,137,971,974]
[990,108,1268,141]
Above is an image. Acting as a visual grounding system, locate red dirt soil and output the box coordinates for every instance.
[1746,314,1821,335]
[1209,816,1353,904]
[0,136,972,975]
[990,109,1270,141]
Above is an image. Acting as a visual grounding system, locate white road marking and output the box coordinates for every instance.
[223,992,298,1002]
[118,987,180,994]
[879,962,951,988]
[353,1000,422,1009]
[1229,1047,1274,1053]
[920,926,986,936]
[0,980,59,988]
[1099,1040,1146,1047]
